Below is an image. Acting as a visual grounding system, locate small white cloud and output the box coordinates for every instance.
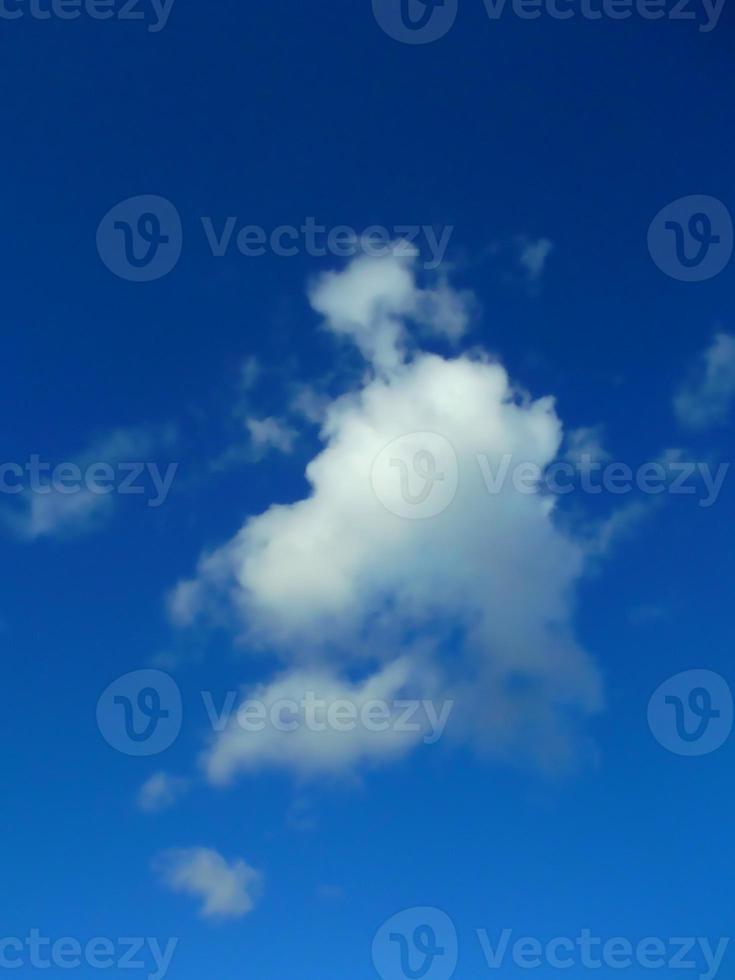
[246,417,297,456]
[5,423,176,541]
[239,356,261,392]
[17,487,114,541]
[289,383,330,425]
[564,426,610,466]
[137,772,189,813]
[309,247,472,373]
[209,415,298,474]
[154,847,262,920]
[589,499,652,556]
[518,237,553,282]
[674,332,735,431]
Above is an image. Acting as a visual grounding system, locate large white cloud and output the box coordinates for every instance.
[170,249,603,779]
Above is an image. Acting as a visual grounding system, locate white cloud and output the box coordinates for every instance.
[5,423,175,541]
[138,772,190,812]
[518,237,553,282]
[289,383,330,425]
[170,249,603,777]
[239,355,261,391]
[209,415,297,474]
[309,247,471,373]
[154,847,262,919]
[201,659,430,785]
[674,332,735,431]
[564,426,610,465]
[588,499,651,556]
[246,417,297,456]
[19,486,114,540]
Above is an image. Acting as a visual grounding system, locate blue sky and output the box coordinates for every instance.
[3,3,735,979]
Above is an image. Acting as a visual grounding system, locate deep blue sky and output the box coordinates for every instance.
[2,3,734,979]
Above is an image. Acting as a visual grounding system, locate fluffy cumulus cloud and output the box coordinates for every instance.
[154,847,262,919]
[308,247,471,372]
[170,248,603,781]
[674,332,735,431]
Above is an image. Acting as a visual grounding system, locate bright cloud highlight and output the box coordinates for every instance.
[170,249,603,780]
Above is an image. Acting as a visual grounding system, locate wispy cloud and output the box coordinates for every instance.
[3,423,177,540]
[674,332,735,431]
[564,425,610,465]
[518,236,553,282]
[138,772,190,813]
